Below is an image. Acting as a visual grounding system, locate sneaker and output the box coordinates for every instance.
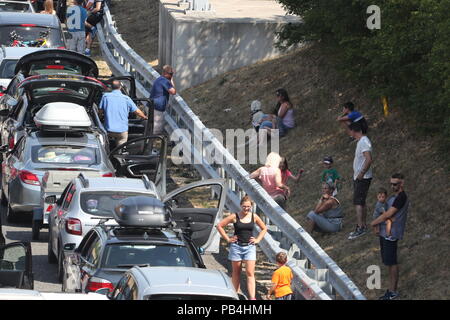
[84,48,91,57]
[348,225,367,240]
[379,290,399,300]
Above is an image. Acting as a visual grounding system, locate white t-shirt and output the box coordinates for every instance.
[353,135,373,180]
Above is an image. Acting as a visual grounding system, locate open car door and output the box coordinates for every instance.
[0,242,33,289]
[162,179,227,254]
[99,76,153,139]
[108,135,167,195]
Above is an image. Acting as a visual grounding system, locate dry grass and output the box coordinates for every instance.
[181,45,450,300]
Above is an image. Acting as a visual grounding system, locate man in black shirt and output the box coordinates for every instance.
[84,0,105,56]
[371,173,409,300]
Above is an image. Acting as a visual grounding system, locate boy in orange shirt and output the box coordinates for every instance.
[267,252,293,300]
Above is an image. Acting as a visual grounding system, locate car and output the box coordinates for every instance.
[0,74,109,156]
[47,174,162,282]
[0,123,116,223]
[0,12,66,48]
[0,46,43,92]
[0,49,99,110]
[62,178,227,293]
[0,1,35,13]
[105,266,239,300]
[0,288,107,300]
[0,241,33,289]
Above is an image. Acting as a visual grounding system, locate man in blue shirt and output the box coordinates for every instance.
[150,65,176,134]
[337,101,368,137]
[66,0,88,53]
[99,80,148,148]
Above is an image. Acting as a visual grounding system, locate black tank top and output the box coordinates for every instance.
[233,212,255,243]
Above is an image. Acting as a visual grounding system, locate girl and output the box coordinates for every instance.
[279,157,303,199]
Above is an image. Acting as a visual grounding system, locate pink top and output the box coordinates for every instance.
[259,166,285,198]
[281,169,292,185]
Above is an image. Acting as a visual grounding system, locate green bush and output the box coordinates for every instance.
[277,0,450,134]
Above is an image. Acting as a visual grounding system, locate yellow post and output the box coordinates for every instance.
[382,96,389,117]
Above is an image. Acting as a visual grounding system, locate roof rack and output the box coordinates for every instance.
[78,172,89,188]
[141,174,151,190]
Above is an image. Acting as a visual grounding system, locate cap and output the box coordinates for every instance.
[323,156,333,164]
[250,100,262,112]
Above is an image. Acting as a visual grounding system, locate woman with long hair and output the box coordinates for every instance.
[259,88,295,137]
[216,196,267,300]
[40,0,56,14]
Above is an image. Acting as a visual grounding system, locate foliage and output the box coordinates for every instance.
[276,0,450,134]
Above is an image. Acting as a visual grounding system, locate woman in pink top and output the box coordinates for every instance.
[250,152,290,209]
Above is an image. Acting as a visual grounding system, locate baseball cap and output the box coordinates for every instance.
[323,156,333,164]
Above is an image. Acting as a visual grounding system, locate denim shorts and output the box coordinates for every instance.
[228,243,256,261]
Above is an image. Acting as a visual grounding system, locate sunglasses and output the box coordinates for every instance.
[390,182,400,186]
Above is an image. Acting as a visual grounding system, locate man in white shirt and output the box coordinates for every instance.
[348,121,373,240]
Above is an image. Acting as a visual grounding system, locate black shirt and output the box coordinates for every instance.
[392,191,407,211]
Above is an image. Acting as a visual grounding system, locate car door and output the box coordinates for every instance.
[79,232,103,292]
[108,135,167,195]
[56,184,77,249]
[162,179,227,254]
[0,241,33,289]
[2,136,25,197]
[0,96,21,147]
[50,182,73,254]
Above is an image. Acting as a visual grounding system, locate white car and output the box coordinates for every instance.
[0,289,107,300]
[0,46,42,92]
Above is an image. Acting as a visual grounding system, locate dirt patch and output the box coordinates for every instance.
[181,45,450,300]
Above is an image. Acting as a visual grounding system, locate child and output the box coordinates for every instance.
[320,156,341,196]
[279,157,303,199]
[372,188,394,237]
[250,100,266,133]
[267,252,293,300]
[66,0,88,54]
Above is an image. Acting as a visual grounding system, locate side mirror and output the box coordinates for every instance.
[0,145,9,153]
[197,247,205,255]
[45,195,57,204]
[0,109,9,117]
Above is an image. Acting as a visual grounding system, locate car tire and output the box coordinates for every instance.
[57,247,64,282]
[31,219,41,241]
[47,232,57,264]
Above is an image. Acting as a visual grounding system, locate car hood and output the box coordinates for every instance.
[15,49,98,77]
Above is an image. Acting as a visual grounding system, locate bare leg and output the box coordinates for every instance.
[231,261,242,293]
[355,204,366,228]
[245,260,256,299]
[388,265,399,292]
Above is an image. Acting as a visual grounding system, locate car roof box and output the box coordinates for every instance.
[34,102,92,131]
[113,196,171,228]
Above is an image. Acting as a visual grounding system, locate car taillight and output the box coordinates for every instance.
[65,218,82,235]
[86,277,114,293]
[45,65,65,69]
[57,46,66,49]
[102,172,114,177]
[0,93,4,97]
[21,24,36,27]
[8,136,14,149]
[19,170,40,186]
[46,204,54,212]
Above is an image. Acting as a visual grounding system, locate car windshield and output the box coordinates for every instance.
[0,59,18,79]
[146,294,235,300]
[80,192,151,217]
[32,145,99,165]
[0,26,64,48]
[0,2,32,13]
[102,244,196,269]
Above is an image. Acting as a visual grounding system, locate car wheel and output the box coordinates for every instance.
[47,232,57,264]
[57,247,64,282]
[31,219,41,241]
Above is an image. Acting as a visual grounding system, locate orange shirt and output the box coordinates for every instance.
[272,265,293,298]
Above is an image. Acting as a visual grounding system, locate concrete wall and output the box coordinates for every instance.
[158,2,300,91]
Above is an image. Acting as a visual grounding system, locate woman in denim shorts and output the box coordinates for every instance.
[216,196,267,300]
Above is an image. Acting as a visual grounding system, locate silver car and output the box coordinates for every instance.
[0,1,35,13]
[48,175,160,282]
[0,130,115,221]
[107,266,240,300]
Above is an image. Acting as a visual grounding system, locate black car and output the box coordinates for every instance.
[62,179,227,293]
[0,241,33,289]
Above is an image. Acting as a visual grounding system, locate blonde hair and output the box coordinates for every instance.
[265,152,281,168]
[162,65,174,74]
[44,0,54,12]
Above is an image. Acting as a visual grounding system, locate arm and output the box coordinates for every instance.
[216,214,237,243]
[356,151,372,180]
[249,214,267,244]
[371,206,398,226]
[314,197,336,214]
[289,169,304,182]
[134,108,148,120]
[91,1,102,14]
[249,167,261,179]
[168,78,176,95]
[277,102,289,118]
[337,115,350,122]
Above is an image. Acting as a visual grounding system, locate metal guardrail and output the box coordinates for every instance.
[97,5,365,300]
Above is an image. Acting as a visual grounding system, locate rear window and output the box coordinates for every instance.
[0,2,32,13]
[102,244,196,269]
[0,59,18,79]
[0,26,64,48]
[32,145,99,165]
[29,62,83,76]
[80,192,150,217]
[32,85,92,100]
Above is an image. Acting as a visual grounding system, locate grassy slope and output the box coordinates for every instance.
[181,45,450,300]
[110,1,449,299]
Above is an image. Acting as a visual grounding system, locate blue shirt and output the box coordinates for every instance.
[348,110,363,122]
[150,76,173,112]
[99,90,137,133]
[66,5,88,32]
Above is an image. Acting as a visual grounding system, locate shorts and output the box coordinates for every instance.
[259,120,273,130]
[228,242,256,261]
[86,13,104,28]
[67,31,85,54]
[306,211,342,233]
[353,178,372,205]
[108,131,128,148]
[276,294,292,300]
[379,236,398,266]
